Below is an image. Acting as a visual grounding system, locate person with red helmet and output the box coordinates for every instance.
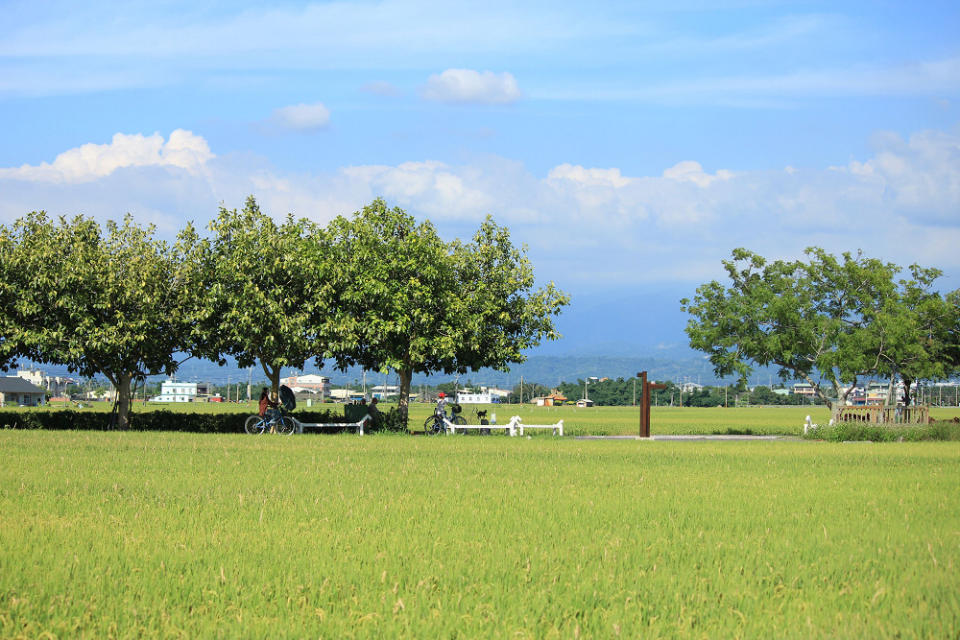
[434,391,449,427]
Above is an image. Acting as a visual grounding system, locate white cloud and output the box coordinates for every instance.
[269,102,331,131]
[2,126,959,286]
[548,164,633,189]
[422,69,521,105]
[662,161,734,188]
[0,129,212,183]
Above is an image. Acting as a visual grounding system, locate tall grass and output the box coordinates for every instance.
[1,431,957,637]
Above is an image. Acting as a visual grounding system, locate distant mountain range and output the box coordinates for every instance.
[12,286,798,389]
[16,350,784,390]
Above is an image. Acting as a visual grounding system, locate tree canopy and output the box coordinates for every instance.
[682,247,959,420]
[199,196,339,396]
[328,199,569,422]
[0,197,567,428]
[0,212,203,428]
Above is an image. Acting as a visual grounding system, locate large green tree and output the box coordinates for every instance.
[682,247,906,422]
[328,199,568,425]
[200,196,341,396]
[0,212,204,428]
[873,265,957,405]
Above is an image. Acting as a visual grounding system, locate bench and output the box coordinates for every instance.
[293,414,370,435]
[510,416,564,436]
[443,418,517,436]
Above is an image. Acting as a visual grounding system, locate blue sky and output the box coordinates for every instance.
[2,0,959,354]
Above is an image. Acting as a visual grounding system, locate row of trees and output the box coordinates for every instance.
[0,197,569,428]
[682,248,960,422]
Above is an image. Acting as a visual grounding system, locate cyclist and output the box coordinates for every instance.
[435,392,448,421]
[258,387,279,423]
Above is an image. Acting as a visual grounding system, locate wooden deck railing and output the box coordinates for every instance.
[837,405,929,425]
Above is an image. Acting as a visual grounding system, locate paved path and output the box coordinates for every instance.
[575,434,800,441]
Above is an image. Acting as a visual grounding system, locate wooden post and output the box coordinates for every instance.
[638,371,666,438]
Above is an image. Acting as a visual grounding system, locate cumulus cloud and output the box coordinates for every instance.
[0,129,212,183]
[269,102,331,131]
[839,129,960,224]
[422,69,521,105]
[2,126,959,286]
[662,161,734,187]
[548,164,633,189]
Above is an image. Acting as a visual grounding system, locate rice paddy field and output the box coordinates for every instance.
[2,427,958,638]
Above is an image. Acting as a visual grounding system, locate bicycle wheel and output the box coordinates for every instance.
[276,416,296,436]
[452,415,466,426]
[244,414,266,435]
[423,415,442,435]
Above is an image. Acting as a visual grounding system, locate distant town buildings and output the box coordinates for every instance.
[16,368,76,398]
[280,374,330,400]
[0,376,46,406]
[150,381,198,402]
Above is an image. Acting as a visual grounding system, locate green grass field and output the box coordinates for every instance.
[2,431,958,637]
[21,401,960,436]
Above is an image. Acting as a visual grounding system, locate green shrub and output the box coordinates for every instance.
[0,408,357,433]
[804,420,960,442]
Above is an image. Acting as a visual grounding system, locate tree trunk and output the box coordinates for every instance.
[261,361,281,399]
[807,375,841,423]
[902,378,913,406]
[398,364,413,431]
[886,373,897,407]
[116,372,134,430]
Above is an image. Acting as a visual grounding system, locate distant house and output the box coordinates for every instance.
[149,381,197,402]
[16,368,77,397]
[535,392,568,407]
[792,383,816,397]
[280,374,330,400]
[329,389,365,403]
[0,376,46,407]
[576,398,595,408]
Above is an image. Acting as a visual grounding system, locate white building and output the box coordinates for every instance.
[150,381,197,402]
[280,374,330,399]
[792,383,816,397]
[457,391,493,404]
[370,384,399,399]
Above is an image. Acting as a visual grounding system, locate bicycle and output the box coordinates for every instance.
[423,402,466,435]
[244,406,296,435]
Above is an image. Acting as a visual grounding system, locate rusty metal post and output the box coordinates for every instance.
[638,371,649,437]
[638,371,665,438]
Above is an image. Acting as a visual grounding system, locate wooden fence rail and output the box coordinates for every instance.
[837,405,929,425]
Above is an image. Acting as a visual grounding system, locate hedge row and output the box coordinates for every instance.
[0,409,362,433]
[802,420,960,442]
